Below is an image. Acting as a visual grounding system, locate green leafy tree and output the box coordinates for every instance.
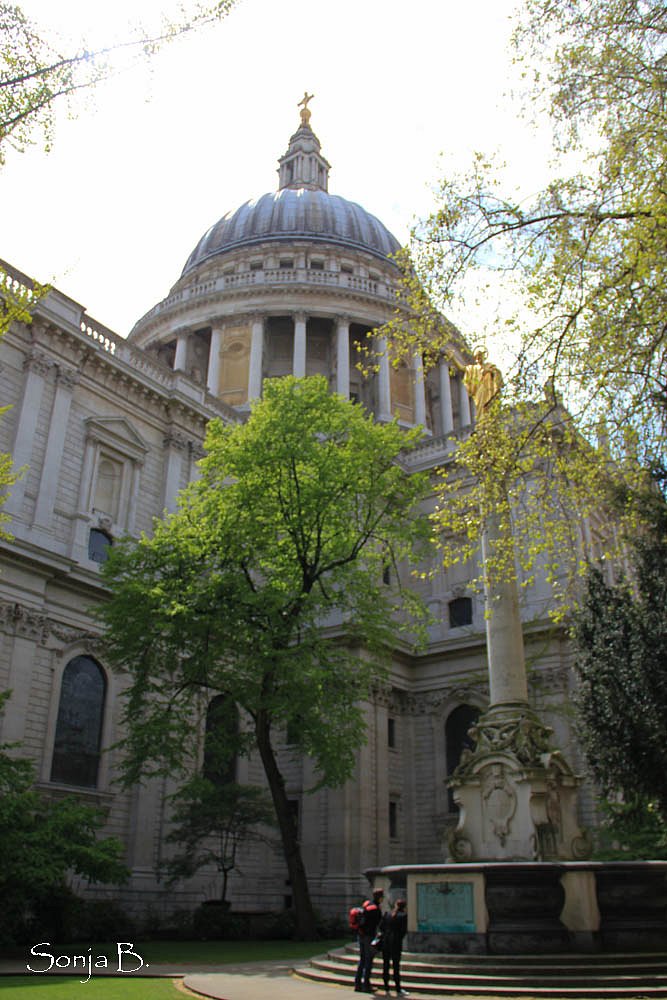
[0,691,128,944]
[100,375,431,940]
[377,0,664,600]
[163,777,276,906]
[402,0,666,466]
[0,1,237,164]
[572,486,667,832]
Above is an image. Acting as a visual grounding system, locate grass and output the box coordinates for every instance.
[0,980,183,999]
[0,939,348,999]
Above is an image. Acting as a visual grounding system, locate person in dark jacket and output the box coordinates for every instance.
[380,898,409,996]
[354,887,384,993]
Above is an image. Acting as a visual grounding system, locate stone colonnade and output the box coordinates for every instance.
[172,314,473,433]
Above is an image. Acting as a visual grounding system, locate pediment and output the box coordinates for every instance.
[85,416,149,461]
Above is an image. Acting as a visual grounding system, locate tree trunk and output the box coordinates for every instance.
[255,709,318,940]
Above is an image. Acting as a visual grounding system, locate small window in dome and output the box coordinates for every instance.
[341,263,353,274]
[369,271,380,281]
[310,260,324,270]
[223,266,234,276]
[279,259,294,270]
[250,260,263,271]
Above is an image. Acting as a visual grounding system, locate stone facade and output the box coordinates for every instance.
[0,116,598,920]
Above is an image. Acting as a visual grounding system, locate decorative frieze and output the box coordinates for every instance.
[0,599,104,650]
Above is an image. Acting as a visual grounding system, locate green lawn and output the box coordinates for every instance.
[0,939,347,999]
[0,980,183,999]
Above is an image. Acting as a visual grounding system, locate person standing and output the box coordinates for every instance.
[380,898,409,997]
[354,887,384,993]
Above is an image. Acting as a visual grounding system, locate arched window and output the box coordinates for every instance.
[203,694,239,786]
[51,656,106,788]
[445,704,479,812]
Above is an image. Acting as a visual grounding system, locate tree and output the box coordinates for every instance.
[100,375,431,939]
[403,0,666,468]
[0,691,128,944]
[0,1,237,164]
[162,777,276,906]
[378,0,665,600]
[572,486,667,823]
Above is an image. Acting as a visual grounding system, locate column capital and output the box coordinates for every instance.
[292,311,307,325]
[55,365,80,391]
[23,349,53,378]
[335,314,351,328]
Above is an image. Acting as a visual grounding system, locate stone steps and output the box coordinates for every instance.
[296,946,667,997]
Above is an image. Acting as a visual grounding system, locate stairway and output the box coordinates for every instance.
[296,945,667,997]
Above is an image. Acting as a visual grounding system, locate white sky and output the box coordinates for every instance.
[0,0,555,338]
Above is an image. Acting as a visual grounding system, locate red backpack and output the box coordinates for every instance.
[348,903,366,932]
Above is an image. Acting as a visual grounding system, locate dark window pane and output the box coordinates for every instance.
[389,800,398,839]
[88,528,112,563]
[388,717,396,748]
[51,656,106,788]
[448,596,472,628]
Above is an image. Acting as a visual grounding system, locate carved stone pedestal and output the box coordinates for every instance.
[448,702,591,863]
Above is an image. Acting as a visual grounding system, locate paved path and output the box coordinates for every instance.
[0,957,351,996]
[184,960,351,999]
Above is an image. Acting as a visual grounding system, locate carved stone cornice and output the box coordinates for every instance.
[404,685,487,716]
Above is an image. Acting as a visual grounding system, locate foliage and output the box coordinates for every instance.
[592,795,667,861]
[162,777,275,904]
[0,0,237,164]
[431,394,617,613]
[0,691,128,945]
[100,375,431,939]
[403,0,667,467]
[572,488,667,820]
[377,0,665,598]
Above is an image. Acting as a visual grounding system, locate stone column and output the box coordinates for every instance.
[33,366,78,533]
[459,375,472,428]
[4,350,52,518]
[377,336,392,421]
[293,313,307,378]
[482,513,529,707]
[336,316,350,398]
[207,325,224,395]
[162,431,188,513]
[414,351,427,427]
[438,360,455,435]
[173,330,189,372]
[248,315,264,400]
[448,505,589,862]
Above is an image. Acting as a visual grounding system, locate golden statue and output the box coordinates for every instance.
[298,91,315,126]
[463,347,503,416]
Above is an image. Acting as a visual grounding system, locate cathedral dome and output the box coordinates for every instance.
[182,188,401,275]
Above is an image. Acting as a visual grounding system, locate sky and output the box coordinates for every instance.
[0,0,555,339]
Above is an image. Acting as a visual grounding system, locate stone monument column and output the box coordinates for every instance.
[448,350,589,864]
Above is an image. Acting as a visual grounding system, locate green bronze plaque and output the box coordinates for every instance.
[416,881,476,933]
